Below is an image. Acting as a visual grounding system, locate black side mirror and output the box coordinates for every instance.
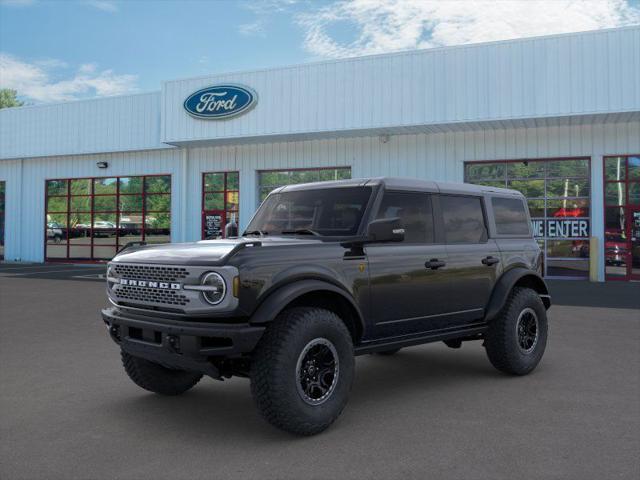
[366,217,405,243]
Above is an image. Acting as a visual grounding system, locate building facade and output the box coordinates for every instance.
[1,26,639,281]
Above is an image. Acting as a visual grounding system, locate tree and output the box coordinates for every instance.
[0,89,24,109]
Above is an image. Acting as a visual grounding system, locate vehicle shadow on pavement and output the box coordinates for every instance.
[105,345,504,441]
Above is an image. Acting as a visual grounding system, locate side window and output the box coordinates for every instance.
[492,197,530,235]
[440,195,488,244]
[376,191,434,243]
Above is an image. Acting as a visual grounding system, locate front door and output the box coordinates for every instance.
[366,191,451,338]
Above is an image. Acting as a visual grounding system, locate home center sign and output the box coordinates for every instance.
[184,84,257,119]
[532,219,590,238]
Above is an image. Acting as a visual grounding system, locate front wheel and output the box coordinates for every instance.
[250,307,354,435]
[484,287,548,375]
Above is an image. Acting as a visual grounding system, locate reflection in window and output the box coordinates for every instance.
[441,195,487,244]
[604,157,626,181]
[258,167,351,202]
[546,240,589,258]
[376,192,434,243]
[246,186,371,237]
[605,183,626,206]
[507,161,545,179]
[492,197,530,235]
[202,172,239,239]
[45,175,171,261]
[0,181,5,260]
[465,158,591,278]
[629,156,640,180]
[603,155,640,279]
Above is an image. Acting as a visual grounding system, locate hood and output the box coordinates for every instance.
[111,236,325,266]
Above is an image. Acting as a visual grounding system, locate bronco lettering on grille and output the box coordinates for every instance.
[119,278,181,290]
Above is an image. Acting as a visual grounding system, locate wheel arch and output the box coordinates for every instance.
[249,279,365,343]
[485,268,551,322]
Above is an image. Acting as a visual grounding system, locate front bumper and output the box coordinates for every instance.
[102,307,265,378]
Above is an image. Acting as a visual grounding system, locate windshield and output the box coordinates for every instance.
[246,186,372,237]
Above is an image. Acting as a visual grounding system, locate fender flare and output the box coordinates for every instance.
[249,279,365,335]
[484,268,551,322]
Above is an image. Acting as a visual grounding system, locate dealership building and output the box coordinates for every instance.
[1,26,639,281]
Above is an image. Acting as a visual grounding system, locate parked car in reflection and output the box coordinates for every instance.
[46,222,64,243]
[604,232,628,266]
[93,221,116,237]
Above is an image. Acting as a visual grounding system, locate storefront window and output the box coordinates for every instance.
[45,174,171,261]
[257,167,351,203]
[202,171,239,239]
[603,155,640,280]
[465,157,591,279]
[0,181,5,260]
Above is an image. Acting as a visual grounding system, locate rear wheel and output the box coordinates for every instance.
[121,351,202,395]
[250,307,354,435]
[484,287,548,375]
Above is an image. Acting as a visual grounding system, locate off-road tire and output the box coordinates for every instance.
[121,351,202,395]
[250,307,355,435]
[484,287,548,375]
[375,347,401,356]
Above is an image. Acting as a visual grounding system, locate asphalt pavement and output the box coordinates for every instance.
[0,264,638,480]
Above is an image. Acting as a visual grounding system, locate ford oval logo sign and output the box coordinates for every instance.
[183,84,257,120]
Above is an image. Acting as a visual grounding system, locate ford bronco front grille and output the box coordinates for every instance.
[116,284,190,306]
[113,264,189,282]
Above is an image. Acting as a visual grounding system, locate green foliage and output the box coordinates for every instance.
[0,89,24,109]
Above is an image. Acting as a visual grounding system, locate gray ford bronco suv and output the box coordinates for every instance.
[102,177,551,435]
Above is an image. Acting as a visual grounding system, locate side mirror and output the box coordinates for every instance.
[366,217,405,243]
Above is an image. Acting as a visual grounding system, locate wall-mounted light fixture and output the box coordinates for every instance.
[96,161,109,169]
[379,133,390,144]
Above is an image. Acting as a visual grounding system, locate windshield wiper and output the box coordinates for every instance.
[243,230,268,237]
[280,228,321,236]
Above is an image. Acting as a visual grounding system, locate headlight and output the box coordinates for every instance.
[201,272,226,305]
[106,264,116,290]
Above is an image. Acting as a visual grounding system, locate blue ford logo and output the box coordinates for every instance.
[183,84,257,119]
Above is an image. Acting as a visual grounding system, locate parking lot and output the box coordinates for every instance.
[1,263,639,480]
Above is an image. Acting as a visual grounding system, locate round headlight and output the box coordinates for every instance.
[201,272,226,305]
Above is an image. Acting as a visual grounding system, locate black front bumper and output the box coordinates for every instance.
[102,307,265,378]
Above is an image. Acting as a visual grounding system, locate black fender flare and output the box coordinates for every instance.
[484,268,551,322]
[249,279,365,335]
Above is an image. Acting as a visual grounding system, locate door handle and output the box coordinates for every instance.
[482,256,500,266]
[425,259,446,270]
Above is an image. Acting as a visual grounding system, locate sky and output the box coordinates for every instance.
[1,0,639,104]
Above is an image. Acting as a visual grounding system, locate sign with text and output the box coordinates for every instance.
[184,84,257,119]
[204,213,223,239]
[532,219,590,238]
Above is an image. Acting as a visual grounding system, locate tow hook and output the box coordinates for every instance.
[108,324,121,342]
[167,335,181,353]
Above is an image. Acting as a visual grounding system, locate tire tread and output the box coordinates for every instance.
[250,307,353,435]
[121,351,202,396]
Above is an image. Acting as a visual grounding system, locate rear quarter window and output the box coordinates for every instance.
[492,197,530,235]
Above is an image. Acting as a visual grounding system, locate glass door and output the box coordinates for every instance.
[0,181,5,260]
[202,172,239,239]
[631,208,640,280]
[604,155,640,281]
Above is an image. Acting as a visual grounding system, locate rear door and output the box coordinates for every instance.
[365,191,450,338]
[439,194,501,325]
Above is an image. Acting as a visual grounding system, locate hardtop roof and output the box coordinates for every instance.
[276,177,523,197]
